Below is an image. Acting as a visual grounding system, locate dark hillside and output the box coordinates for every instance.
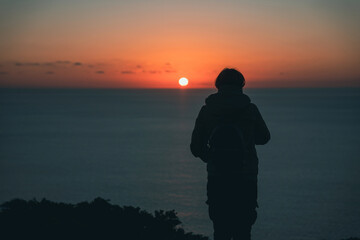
[0,197,209,240]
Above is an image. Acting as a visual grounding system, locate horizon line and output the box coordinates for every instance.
[1,86,360,90]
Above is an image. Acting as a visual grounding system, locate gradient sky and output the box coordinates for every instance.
[0,0,359,88]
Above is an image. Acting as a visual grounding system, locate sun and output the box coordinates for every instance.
[179,77,189,87]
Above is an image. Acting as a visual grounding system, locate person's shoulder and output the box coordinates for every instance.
[248,103,259,111]
[246,103,263,118]
[196,105,207,120]
[199,104,207,112]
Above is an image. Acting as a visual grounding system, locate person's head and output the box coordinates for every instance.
[215,68,245,90]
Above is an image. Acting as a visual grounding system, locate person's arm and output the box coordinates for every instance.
[250,104,270,145]
[190,106,209,162]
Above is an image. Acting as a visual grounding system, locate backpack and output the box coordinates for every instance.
[206,122,246,172]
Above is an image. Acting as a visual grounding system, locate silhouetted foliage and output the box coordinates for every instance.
[321,238,360,240]
[0,197,209,240]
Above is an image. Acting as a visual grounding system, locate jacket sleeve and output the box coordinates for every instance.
[190,106,209,162]
[251,104,271,145]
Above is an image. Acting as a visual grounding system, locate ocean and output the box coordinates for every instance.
[1,88,359,240]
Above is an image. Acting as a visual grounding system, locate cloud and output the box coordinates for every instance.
[164,62,176,73]
[73,62,82,66]
[141,70,162,74]
[121,70,135,74]
[15,62,40,67]
[149,70,161,74]
[45,71,55,74]
[0,71,9,75]
[95,71,105,74]
[14,61,71,67]
[136,65,142,69]
[43,62,55,67]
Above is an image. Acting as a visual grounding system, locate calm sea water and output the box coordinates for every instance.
[1,88,360,240]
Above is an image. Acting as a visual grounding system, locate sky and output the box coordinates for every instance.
[0,0,359,88]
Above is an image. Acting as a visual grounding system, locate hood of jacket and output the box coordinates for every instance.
[205,85,251,115]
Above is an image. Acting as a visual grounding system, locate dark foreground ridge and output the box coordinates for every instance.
[0,197,209,240]
[0,198,358,240]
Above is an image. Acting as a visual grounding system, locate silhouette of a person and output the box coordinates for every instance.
[190,68,270,240]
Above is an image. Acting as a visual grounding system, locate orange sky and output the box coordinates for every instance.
[0,0,359,88]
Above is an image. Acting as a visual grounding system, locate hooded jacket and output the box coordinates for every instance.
[190,86,270,176]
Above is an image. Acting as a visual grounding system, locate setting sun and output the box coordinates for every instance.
[179,77,189,87]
